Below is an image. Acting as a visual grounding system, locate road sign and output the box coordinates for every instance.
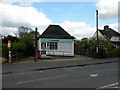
[8,40,11,49]
[8,40,11,63]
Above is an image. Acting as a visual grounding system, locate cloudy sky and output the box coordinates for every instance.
[0,0,119,39]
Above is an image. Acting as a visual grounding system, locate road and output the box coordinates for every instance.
[2,62,119,89]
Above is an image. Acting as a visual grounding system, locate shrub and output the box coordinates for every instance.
[88,36,114,58]
[111,47,120,54]
[2,44,8,58]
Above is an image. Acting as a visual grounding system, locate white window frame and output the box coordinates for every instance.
[47,42,58,50]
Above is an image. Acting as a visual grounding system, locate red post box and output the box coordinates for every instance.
[37,51,40,58]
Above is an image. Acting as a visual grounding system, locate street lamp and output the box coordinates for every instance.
[34,27,38,61]
[96,10,99,54]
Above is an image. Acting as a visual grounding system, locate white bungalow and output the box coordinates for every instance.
[38,25,75,57]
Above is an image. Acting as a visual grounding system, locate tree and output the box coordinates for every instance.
[74,40,81,54]
[74,38,90,55]
[12,42,26,60]
[15,26,40,56]
[111,46,120,54]
[19,30,40,56]
[14,26,33,38]
[12,42,26,52]
[2,35,19,44]
[20,34,33,48]
[88,36,114,58]
[2,44,8,58]
[80,38,89,51]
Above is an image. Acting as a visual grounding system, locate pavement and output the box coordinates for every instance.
[2,55,92,64]
[2,55,120,74]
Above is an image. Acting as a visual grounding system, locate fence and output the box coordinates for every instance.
[11,52,25,61]
[75,49,96,57]
[11,50,35,61]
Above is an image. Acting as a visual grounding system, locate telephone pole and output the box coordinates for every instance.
[34,27,38,61]
[96,10,99,53]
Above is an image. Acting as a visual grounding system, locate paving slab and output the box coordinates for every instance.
[2,55,119,74]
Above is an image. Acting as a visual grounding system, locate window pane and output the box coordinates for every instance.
[41,42,46,49]
[41,51,46,54]
[49,42,58,50]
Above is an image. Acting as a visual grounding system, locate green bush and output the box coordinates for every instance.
[111,47,120,54]
[88,36,114,58]
[12,42,26,52]
[2,44,8,58]
[95,48,107,58]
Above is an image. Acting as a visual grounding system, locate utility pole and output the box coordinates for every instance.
[34,27,38,61]
[96,10,99,53]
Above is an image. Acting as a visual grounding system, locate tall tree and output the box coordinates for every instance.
[2,35,19,44]
[88,36,113,58]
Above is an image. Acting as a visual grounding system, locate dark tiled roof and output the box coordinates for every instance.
[99,28,120,39]
[39,25,75,39]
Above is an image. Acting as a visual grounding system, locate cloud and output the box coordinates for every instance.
[96,0,118,20]
[0,27,18,36]
[1,1,119,39]
[99,23,119,33]
[0,0,41,6]
[58,21,96,40]
[0,3,52,35]
[108,23,118,32]
[59,21,119,40]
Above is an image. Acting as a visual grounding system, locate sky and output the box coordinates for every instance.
[0,0,119,40]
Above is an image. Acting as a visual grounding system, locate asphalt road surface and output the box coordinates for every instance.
[2,62,119,89]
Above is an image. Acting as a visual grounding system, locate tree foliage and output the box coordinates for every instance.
[111,46,120,54]
[14,26,33,38]
[12,42,26,52]
[20,34,33,48]
[2,44,8,58]
[2,26,40,59]
[80,38,89,50]
[88,36,113,58]
[2,35,19,44]
[88,36,113,52]
[75,36,114,58]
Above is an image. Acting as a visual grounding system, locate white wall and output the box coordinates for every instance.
[38,39,41,51]
[57,42,74,56]
[38,39,74,56]
[46,42,74,56]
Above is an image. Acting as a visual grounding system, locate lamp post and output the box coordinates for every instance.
[96,10,99,53]
[34,27,38,61]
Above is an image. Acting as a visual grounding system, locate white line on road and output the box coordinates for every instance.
[97,83,119,89]
[40,71,43,72]
[17,75,70,85]
[89,74,99,77]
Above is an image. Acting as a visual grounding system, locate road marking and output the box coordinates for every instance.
[17,75,69,85]
[89,74,98,77]
[40,71,43,72]
[97,83,119,89]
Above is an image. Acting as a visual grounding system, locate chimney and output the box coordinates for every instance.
[104,25,109,30]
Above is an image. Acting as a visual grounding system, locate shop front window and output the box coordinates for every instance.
[47,42,58,50]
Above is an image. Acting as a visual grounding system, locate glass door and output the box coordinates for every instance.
[41,42,46,55]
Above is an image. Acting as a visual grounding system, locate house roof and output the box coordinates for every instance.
[39,25,75,39]
[98,28,120,39]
